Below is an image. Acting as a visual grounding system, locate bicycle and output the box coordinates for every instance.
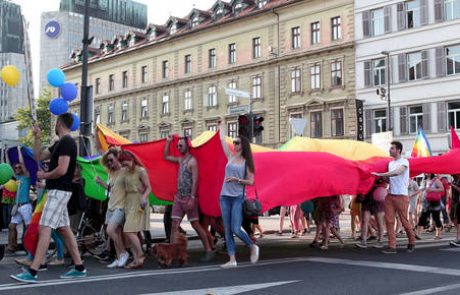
[75,211,108,257]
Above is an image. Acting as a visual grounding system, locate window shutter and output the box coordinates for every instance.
[420,0,429,26]
[437,101,447,132]
[365,109,373,138]
[362,10,370,38]
[400,106,408,134]
[398,53,407,82]
[384,6,392,33]
[422,103,432,133]
[435,47,446,77]
[364,61,372,87]
[390,106,395,131]
[434,0,445,22]
[421,50,429,79]
[397,2,406,31]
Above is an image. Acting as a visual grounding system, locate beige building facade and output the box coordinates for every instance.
[63,0,358,148]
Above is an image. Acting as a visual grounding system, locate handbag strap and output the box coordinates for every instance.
[242,161,259,200]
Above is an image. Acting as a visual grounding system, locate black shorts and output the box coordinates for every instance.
[450,203,460,224]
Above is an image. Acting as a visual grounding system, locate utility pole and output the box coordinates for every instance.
[79,0,93,156]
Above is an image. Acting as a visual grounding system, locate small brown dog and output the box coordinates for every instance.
[151,233,188,268]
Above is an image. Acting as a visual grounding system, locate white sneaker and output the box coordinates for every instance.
[250,245,259,264]
[107,259,119,268]
[117,252,129,268]
[220,261,237,269]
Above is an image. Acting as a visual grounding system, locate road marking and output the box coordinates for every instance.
[440,247,460,252]
[2,255,460,291]
[139,281,300,295]
[399,282,460,295]
[304,257,460,276]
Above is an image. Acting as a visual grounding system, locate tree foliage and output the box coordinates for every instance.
[14,88,52,147]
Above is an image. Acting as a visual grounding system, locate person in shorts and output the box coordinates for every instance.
[11,113,86,283]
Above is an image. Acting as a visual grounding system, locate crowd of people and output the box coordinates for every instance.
[0,112,459,284]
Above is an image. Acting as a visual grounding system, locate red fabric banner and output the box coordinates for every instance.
[451,126,460,149]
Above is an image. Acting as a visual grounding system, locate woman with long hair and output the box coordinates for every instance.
[119,150,151,269]
[218,122,259,268]
[416,174,445,240]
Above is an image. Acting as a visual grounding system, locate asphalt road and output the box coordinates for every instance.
[0,233,459,295]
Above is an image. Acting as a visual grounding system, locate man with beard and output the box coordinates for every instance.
[164,136,214,261]
[11,113,86,283]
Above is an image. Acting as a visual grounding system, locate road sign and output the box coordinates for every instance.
[225,88,250,98]
[45,21,61,39]
[228,105,249,115]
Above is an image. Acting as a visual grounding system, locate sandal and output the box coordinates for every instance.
[125,261,144,269]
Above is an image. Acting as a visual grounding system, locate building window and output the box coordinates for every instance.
[252,37,261,59]
[227,80,237,103]
[94,107,101,124]
[121,101,128,121]
[207,124,217,132]
[139,134,148,143]
[446,0,460,21]
[373,59,386,86]
[373,109,387,133]
[407,52,422,80]
[192,17,200,28]
[184,127,192,137]
[409,105,423,133]
[331,16,342,40]
[447,45,460,75]
[234,2,243,15]
[184,89,192,110]
[208,85,217,106]
[310,64,321,90]
[406,0,421,28]
[162,60,169,79]
[331,109,344,137]
[252,76,262,99]
[257,0,268,8]
[291,26,301,49]
[289,113,303,138]
[141,66,147,83]
[291,67,301,93]
[109,74,114,91]
[122,71,128,88]
[228,122,237,138]
[449,101,460,129]
[160,129,170,138]
[209,48,216,68]
[185,55,192,74]
[95,78,100,94]
[310,111,322,138]
[162,94,169,114]
[371,8,385,36]
[228,43,236,64]
[311,22,320,45]
[331,61,342,87]
[170,25,177,35]
[141,98,148,118]
[108,104,114,123]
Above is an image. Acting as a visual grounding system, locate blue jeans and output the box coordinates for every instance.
[220,195,253,256]
[2,204,13,228]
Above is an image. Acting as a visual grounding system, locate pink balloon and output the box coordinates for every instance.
[373,187,388,202]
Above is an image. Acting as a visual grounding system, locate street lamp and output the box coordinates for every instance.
[381,51,391,131]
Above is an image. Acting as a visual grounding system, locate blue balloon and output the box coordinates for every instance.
[60,83,78,101]
[47,68,66,87]
[49,98,69,115]
[70,113,80,131]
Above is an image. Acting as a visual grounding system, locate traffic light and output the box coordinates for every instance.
[238,114,251,138]
[253,115,264,137]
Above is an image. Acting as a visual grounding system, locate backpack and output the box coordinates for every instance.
[425,178,443,203]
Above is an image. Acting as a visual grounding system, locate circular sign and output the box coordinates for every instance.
[45,21,61,38]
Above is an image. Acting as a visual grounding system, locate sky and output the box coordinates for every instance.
[11,0,216,95]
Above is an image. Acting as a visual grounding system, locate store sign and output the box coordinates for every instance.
[356,99,364,141]
[45,21,61,39]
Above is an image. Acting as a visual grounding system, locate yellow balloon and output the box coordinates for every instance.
[1,65,20,87]
[4,179,17,193]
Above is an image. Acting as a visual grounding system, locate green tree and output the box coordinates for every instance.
[15,88,52,147]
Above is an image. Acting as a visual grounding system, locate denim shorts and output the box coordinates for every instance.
[105,208,125,226]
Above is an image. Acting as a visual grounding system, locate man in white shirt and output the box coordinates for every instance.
[373,141,416,254]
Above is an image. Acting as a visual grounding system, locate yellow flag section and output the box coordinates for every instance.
[96,124,132,152]
[191,131,274,152]
[278,137,388,161]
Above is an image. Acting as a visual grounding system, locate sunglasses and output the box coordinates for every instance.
[14,166,22,169]
[106,158,114,163]
[233,141,241,145]
[177,144,183,148]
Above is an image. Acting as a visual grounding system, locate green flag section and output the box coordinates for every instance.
[77,156,172,206]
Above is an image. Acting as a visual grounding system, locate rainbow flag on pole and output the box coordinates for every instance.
[411,128,432,158]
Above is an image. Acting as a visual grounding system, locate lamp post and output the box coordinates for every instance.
[381,51,391,131]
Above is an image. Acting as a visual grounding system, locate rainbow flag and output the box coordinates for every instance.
[411,128,432,158]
